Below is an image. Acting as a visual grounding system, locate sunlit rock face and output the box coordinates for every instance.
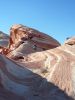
[0,54,72,100]
[9,24,60,52]
[0,24,75,100]
[0,31,9,47]
[7,39,75,98]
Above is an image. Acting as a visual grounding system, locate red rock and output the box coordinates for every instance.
[0,24,75,100]
[9,24,60,52]
[0,46,10,55]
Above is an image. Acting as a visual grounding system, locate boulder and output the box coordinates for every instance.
[9,24,60,53]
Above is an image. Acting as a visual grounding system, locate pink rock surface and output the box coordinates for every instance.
[0,24,75,100]
[0,54,72,100]
[9,24,60,52]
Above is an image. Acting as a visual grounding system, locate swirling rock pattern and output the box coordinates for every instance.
[0,54,72,100]
[0,24,75,100]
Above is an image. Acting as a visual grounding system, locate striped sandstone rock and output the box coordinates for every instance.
[0,24,75,100]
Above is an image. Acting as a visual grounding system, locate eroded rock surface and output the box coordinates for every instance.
[7,40,75,99]
[0,54,72,100]
[0,24,75,100]
[65,37,75,45]
[9,24,60,52]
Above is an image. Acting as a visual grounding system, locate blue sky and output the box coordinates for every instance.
[0,0,75,44]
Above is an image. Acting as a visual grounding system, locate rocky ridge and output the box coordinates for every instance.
[0,24,75,100]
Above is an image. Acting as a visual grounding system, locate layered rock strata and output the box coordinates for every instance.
[0,24,75,100]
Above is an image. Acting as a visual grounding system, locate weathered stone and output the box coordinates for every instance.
[0,24,75,100]
[0,54,72,100]
[65,37,75,46]
[7,41,75,98]
[9,24,60,52]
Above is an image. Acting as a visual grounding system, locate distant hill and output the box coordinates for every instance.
[0,31,9,47]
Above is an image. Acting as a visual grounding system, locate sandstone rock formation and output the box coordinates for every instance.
[65,36,75,45]
[7,40,75,99]
[9,24,60,52]
[0,24,75,100]
[0,54,72,100]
